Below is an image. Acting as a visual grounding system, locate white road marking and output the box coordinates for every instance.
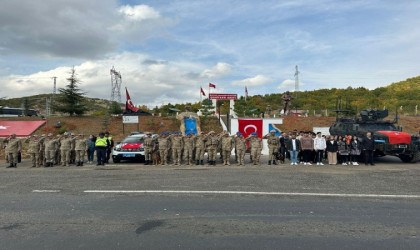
[83,190,420,199]
[32,190,61,193]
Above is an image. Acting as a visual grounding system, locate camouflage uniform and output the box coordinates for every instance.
[206,132,219,165]
[26,136,42,168]
[157,134,170,165]
[143,134,154,165]
[5,135,22,168]
[247,135,263,165]
[38,136,46,166]
[74,135,88,166]
[44,135,58,167]
[221,134,234,165]
[263,132,280,165]
[171,134,184,165]
[55,135,61,165]
[194,133,206,165]
[183,134,195,165]
[234,134,247,166]
[60,135,74,166]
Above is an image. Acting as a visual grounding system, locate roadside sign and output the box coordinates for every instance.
[209,93,238,100]
[123,116,139,124]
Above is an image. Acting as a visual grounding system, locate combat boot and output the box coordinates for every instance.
[273,160,277,165]
[268,160,271,165]
[195,160,199,165]
[200,160,204,165]
[80,161,84,166]
[145,160,149,165]
[7,163,13,168]
[76,161,80,166]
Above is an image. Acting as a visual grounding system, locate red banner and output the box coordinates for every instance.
[0,121,46,137]
[209,93,238,100]
[238,119,263,138]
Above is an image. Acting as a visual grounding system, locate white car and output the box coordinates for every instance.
[112,133,146,163]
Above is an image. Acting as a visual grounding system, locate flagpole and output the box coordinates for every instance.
[200,86,202,103]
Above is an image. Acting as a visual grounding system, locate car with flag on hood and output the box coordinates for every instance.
[112,133,157,163]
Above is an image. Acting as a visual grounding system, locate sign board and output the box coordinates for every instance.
[313,127,330,136]
[209,93,238,100]
[122,116,139,124]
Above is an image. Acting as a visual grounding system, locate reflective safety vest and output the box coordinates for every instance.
[95,137,108,147]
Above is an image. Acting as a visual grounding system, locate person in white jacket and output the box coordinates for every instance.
[314,132,326,165]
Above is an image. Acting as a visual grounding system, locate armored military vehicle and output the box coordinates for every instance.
[329,109,420,163]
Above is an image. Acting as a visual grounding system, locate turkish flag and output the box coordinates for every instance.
[209,83,216,88]
[200,87,206,96]
[125,87,139,113]
[238,119,263,138]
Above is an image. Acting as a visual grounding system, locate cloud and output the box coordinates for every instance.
[200,62,232,78]
[0,52,234,107]
[232,75,271,87]
[278,79,296,91]
[0,0,173,59]
[119,5,161,21]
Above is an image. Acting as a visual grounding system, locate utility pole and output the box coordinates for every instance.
[51,76,57,115]
[294,65,299,112]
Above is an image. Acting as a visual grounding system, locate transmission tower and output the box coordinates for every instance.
[110,67,122,104]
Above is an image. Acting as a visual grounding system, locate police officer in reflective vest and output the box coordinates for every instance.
[95,132,110,166]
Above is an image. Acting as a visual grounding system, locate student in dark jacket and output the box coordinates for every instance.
[361,132,375,165]
[286,134,301,165]
[326,136,338,165]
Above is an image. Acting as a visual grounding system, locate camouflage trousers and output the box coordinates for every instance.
[172,148,182,165]
[61,149,71,166]
[251,148,261,165]
[195,148,205,160]
[75,150,85,163]
[222,149,231,164]
[183,148,193,164]
[29,152,40,167]
[144,147,152,161]
[268,146,278,161]
[159,149,168,165]
[236,148,245,165]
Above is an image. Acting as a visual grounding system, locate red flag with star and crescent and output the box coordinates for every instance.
[200,87,206,96]
[125,87,139,113]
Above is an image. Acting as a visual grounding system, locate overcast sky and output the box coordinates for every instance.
[1,0,419,107]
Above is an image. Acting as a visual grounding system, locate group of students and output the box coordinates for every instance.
[280,131,376,166]
[1,132,114,168]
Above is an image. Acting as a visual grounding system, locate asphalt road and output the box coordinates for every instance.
[1,156,419,250]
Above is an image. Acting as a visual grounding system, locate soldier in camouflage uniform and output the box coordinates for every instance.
[247,132,263,165]
[263,130,280,165]
[74,134,88,166]
[206,131,219,165]
[143,132,154,165]
[55,134,61,165]
[44,133,58,167]
[234,132,247,166]
[38,134,46,166]
[221,132,234,165]
[26,135,42,168]
[183,132,195,165]
[60,133,74,166]
[194,132,207,165]
[4,134,22,168]
[157,132,170,165]
[170,132,184,165]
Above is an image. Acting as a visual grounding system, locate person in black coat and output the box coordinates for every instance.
[361,132,375,165]
[326,136,338,165]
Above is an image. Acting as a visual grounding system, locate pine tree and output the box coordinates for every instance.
[55,67,88,116]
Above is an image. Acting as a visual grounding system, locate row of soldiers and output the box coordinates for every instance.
[1,132,94,168]
[142,130,277,166]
